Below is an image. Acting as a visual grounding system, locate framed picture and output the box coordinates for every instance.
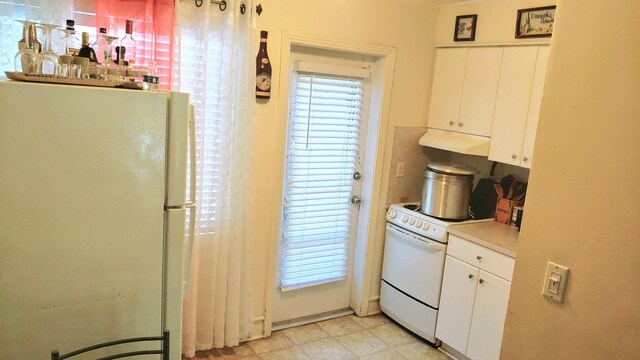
[515,6,556,38]
[454,14,477,42]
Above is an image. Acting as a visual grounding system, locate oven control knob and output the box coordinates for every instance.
[389,210,397,219]
[415,220,423,227]
[402,215,409,223]
[422,222,430,230]
[408,218,416,225]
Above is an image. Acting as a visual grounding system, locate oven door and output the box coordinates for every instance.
[381,223,447,308]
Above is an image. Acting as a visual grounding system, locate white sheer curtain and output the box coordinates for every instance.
[0,0,74,74]
[172,0,254,356]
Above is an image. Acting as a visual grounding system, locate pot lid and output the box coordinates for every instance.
[427,162,478,176]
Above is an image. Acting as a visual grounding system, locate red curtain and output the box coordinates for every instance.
[96,0,174,89]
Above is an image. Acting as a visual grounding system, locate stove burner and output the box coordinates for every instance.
[403,204,420,211]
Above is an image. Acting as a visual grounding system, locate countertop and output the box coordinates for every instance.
[448,221,520,258]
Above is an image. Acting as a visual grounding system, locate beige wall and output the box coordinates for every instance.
[248,0,439,336]
[501,0,640,358]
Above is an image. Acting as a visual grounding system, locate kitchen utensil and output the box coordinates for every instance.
[499,175,515,197]
[494,183,504,198]
[421,162,477,219]
[512,181,527,200]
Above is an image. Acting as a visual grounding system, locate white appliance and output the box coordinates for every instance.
[380,203,487,344]
[0,81,195,359]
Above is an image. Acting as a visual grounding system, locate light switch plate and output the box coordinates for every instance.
[542,261,569,302]
[396,162,405,178]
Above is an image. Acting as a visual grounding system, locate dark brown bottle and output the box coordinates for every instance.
[78,32,98,63]
[255,31,272,99]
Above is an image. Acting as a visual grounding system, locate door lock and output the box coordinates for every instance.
[353,172,361,180]
[351,195,361,205]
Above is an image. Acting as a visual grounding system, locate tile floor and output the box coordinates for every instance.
[183,314,450,360]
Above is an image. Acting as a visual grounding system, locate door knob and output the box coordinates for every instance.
[351,195,361,205]
[353,172,361,180]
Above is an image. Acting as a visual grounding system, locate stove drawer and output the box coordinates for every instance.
[380,281,438,344]
[382,223,447,307]
[447,234,515,281]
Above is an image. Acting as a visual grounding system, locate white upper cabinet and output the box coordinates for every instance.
[458,48,503,137]
[428,48,502,137]
[489,46,549,168]
[521,46,550,168]
[428,48,467,132]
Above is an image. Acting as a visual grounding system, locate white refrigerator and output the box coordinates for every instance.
[0,80,195,359]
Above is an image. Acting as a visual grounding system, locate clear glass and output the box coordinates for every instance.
[36,24,60,76]
[60,28,81,57]
[14,20,38,74]
[99,35,119,80]
[91,33,109,64]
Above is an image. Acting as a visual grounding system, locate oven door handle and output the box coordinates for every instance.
[386,223,446,251]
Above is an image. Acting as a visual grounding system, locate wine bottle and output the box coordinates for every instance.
[78,32,98,63]
[255,31,272,99]
[119,20,137,66]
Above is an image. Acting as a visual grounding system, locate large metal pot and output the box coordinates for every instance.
[421,162,477,220]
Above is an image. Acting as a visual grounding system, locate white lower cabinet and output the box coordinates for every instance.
[436,236,514,360]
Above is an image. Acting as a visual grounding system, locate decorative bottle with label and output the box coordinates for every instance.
[255,31,271,99]
[78,32,98,63]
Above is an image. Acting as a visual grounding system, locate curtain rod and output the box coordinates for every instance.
[193,0,263,15]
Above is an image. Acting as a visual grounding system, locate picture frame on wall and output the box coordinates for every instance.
[515,5,556,38]
[454,14,477,42]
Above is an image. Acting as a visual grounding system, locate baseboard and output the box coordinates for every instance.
[271,308,354,331]
[367,296,380,315]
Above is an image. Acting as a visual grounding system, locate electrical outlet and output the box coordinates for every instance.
[396,162,405,178]
[542,261,569,303]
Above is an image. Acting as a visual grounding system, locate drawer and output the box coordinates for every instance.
[447,234,515,281]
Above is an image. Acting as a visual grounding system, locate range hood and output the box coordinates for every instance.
[418,128,490,156]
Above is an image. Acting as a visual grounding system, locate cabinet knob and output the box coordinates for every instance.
[511,154,517,160]
[449,121,455,126]
[468,274,474,279]
[458,122,464,127]
[476,255,482,260]
[523,156,529,162]
[479,279,485,284]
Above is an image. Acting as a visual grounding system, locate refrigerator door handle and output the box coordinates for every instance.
[183,105,197,296]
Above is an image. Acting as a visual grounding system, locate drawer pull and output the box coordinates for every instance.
[476,256,482,260]
[468,274,474,279]
[479,279,485,284]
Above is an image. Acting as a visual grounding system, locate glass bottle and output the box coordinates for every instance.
[63,19,81,57]
[143,61,159,91]
[119,20,136,66]
[91,27,109,64]
[255,31,272,99]
[78,32,98,63]
[18,24,41,53]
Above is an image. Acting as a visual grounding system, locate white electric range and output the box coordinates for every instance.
[380,202,490,344]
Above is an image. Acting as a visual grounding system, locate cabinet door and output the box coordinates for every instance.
[427,48,467,132]
[435,255,479,354]
[488,46,538,166]
[458,48,503,137]
[521,46,550,168]
[466,271,511,360]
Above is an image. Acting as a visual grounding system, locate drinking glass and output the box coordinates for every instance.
[36,23,60,76]
[14,20,38,74]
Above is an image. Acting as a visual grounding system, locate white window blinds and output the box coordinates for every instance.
[280,66,367,291]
